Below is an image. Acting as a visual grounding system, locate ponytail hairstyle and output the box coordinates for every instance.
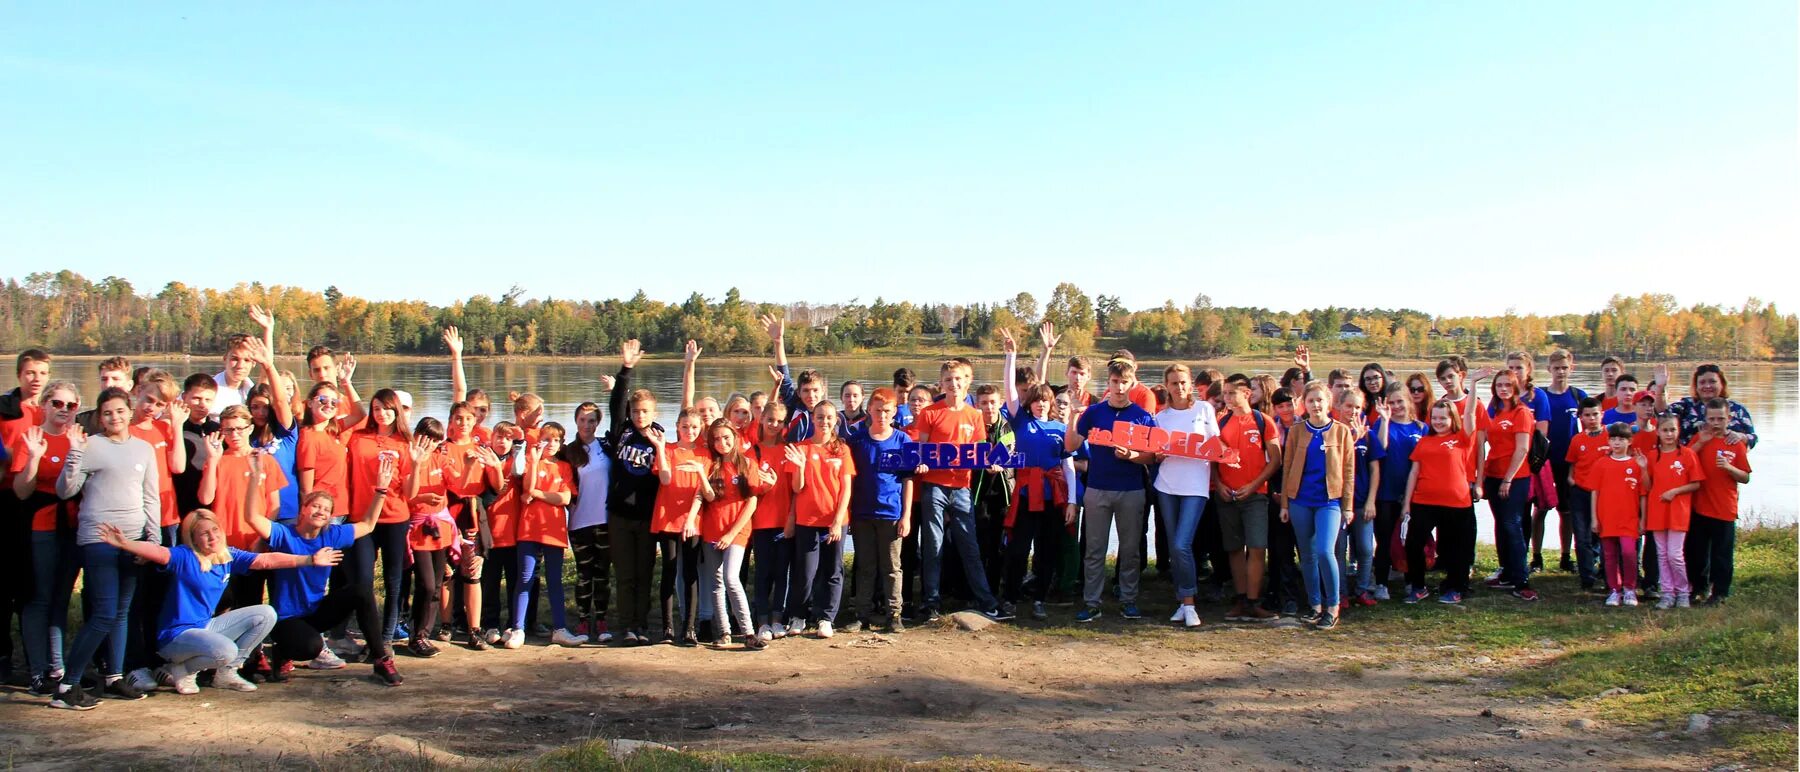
[510,391,544,427]
[1506,351,1538,401]
[757,399,789,445]
[560,402,600,470]
[705,418,755,498]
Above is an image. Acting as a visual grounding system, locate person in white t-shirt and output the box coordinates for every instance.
[211,333,257,419]
[1152,364,1219,628]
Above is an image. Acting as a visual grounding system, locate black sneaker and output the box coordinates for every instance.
[104,677,146,701]
[1558,556,1575,573]
[373,656,405,687]
[1314,612,1339,630]
[884,614,906,634]
[406,638,439,658]
[990,604,1017,621]
[50,683,99,711]
[29,674,57,697]
[1298,608,1323,625]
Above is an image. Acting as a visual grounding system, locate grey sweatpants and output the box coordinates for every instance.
[1082,488,1147,607]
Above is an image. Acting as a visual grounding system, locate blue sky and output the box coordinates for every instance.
[2,3,1794,316]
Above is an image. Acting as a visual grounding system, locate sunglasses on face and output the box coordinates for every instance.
[1408,386,1426,394]
[314,396,340,407]
[48,399,79,410]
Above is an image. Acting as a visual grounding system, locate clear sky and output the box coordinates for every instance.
[2,3,1794,317]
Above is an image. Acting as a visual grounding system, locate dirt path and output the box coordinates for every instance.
[0,619,1723,770]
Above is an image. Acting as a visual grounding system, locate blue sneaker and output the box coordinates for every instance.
[1438,591,1464,605]
[393,622,412,642]
[1075,606,1102,623]
[1120,604,1142,620]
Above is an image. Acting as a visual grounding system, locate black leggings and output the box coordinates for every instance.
[412,549,448,637]
[1002,507,1062,603]
[269,582,388,663]
[569,525,610,626]
[1373,500,1403,585]
[657,534,698,636]
[1406,504,1475,594]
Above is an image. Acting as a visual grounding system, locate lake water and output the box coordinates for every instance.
[103,356,1798,543]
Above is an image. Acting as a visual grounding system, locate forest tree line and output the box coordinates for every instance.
[2,271,1793,362]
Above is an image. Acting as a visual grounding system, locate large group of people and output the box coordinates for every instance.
[0,308,1759,710]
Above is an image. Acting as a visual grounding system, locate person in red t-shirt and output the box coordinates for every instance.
[1687,399,1752,604]
[1212,380,1281,621]
[1643,415,1703,609]
[905,357,997,622]
[9,380,80,688]
[199,405,288,609]
[1401,382,1485,604]
[1479,370,1538,600]
[697,418,766,650]
[748,401,796,641]
[1590,423,1647,605]
[1562,398,1610,591]
[343,389,413,645]
[787,402,856,636]
[648,409,708,645]
[502,422,580,650]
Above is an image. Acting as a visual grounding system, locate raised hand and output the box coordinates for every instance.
[684,339,701,364]
[411,436,440,464]
[999,327,1017,355]
[783,444,805,468]
[66,423,88,451]
[249,305,275,335]
[443,326,463,357]
[167,399,190,427]
[1469,366,1497,382]
[1373,398,1391,423]
[759,313,786,342]
[644,426,666,449]
[767,365,784,386]
[1652,363,1670,391]
[338,353,358,383]
[474,446,503,468]
[202,433,222,462]
[21,426,46,458]
[1037,321,1060,352]
[598,374,616,391]
[620,339,643,368]
[377,453,397,488]
[242,337,274,368]
[1293,344,1311,372]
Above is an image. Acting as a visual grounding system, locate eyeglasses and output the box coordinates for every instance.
[222,424,252,433]
[48,399,79,410]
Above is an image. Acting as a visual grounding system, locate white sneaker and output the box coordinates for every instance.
[1676,594,1691,609]
[213,668,258,692]
[551,628,589,647]
[596,629,615,644]
[1181,605,1203,628]
[308,645,347,670]
[1655,595,1675,610]
[482,628,503,645]
[1486,568,1503,582]
[172,671,200,695]
[503,628,525,649]
[816,621,834,639]
[1373,586,1391,601]
[757,624,774,642]
[786,618,805,637]
[1622,590,1639,607]
[1169,607,1186,622]
[1604,591,1621,607]
[126,667,158,693]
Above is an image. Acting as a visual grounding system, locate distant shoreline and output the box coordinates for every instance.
[41,352,1795,369]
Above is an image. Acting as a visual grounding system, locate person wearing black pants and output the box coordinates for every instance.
[1685,513,1737,602]
[1404,504,1475,596]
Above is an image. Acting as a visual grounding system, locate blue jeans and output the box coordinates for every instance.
[920,484,997,611]
[23,530,78,677]
[157,604,277,677]
[1154,492,1207,601]
[1288,501,1343,609]
[1336,507,1376,595]
[1485,477,1532,587]
[66,543,138,680]
[1564,485,1600,587]
[786,526,844,624]
[750,528,792,626]
[513,541,567,630]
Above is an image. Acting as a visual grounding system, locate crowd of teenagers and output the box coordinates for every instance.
[0,308,1759,711]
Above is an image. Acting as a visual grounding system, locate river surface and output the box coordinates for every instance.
[102,356,1799,543]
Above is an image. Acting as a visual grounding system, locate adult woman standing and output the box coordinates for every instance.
[1356,364,1387,424]
[1278,383,1356,629]
[1404,373,1436,427]
[1151,364,1218,628]
[10,382,81,695]
[1480,370,1539,601]
[344,389,413,644]
[50,387,160,709]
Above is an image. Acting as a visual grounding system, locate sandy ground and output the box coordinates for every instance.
[0,615,1732,771]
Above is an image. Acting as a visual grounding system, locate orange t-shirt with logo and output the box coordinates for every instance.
[1408,429,1477,508]
[1482,404,1535,480]
[905,401,986,488]
[213,453,287,550]
[346,430,412,524]
[650,445,705,535]
[1448,395,1492,434]
[700,467,759,546]
[751,444,794,530]
[793,441,854,528]
[129,420,181,527]
[1644,446,1704,532]
[1564,430,1609,490]
[10,432,73,532]
[515,458,574,548]
[487,470,522,549]
[1692,437,1751,521]
[1216,412,1275,494]
[1592,455,1645,538]
[297,424,349,516]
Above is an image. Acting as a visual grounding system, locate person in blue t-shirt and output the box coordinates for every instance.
[1335,390,1385,607]
[1065,357,1157,623]
[845,388,913,633]
[94,511,330,700]
[249,452,403,686]
[1373,383,1428,599]
[1000,336,1076,621]
[1540,350,1588,573]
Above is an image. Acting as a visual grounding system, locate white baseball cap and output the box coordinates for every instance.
[395,390,414,409]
